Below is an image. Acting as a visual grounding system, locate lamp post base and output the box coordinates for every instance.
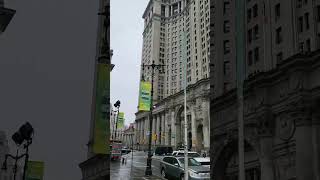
[145,156,152,176]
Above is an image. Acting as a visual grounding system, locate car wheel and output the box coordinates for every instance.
[161,169,166,178]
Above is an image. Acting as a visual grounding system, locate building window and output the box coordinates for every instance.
[275,3,280,20]
[248,50,253,66]
[306,39,311,52]
[298,16,303,32]
[161,5,166,16]
[248,29,252,43]
[224,40,231,54]
[254,47,259,62]
[276,52,283,62]
[253,25,259,40]
[224,20,230,33]
[276,27,282,44]
[247,9,252,22]
[305,13,309,30]
[224,1,230,15]
[253,4,258,17]
[223,61,230,75]
[223,82,230,92]
[297,0,302,8]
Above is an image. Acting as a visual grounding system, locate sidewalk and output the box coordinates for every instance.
[110,153,164,180]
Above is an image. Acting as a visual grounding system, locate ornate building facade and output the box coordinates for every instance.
[135,0,210,153]
[209,0,320,179]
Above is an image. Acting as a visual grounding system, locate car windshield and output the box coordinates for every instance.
[178,158,201,166]
[177,152,200,157]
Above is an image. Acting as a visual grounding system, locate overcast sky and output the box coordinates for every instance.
[110,0,149,126]
[0,0,148,179]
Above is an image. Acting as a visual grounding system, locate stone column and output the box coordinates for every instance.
[152,115,156,145]
[156,114,161,145]
[256,110,275,180]
[294,109,313,180]
[161,113,166,145]
[191,105,198,151]
[202,100,210,150]
[259,137,275,180]
[145,117,149,150]
[165,111,170,145]
[171,110,176,148]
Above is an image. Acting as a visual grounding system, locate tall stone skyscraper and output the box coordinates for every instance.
[135,0,211,153]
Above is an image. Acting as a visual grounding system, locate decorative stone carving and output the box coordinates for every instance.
[276,112,296,141]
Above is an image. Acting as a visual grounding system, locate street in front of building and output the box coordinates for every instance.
[110,151,164,180]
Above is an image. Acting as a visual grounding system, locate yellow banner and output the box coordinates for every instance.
[93,64,110,154]
[26,161,44,180]
[117,112,125,129]
[138,81,151,111]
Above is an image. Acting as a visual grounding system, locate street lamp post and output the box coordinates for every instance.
[141,61,165,176]
[1,122,34,180]
[111,110,117,139]
[113,100,121,140]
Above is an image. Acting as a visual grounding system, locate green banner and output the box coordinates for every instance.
[138,81,151,111]
[26,161,44,180]
[93,63,110,154]
[117,112,124,129]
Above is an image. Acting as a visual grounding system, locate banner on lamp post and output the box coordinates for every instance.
[26,161,44,180]
[138,81,151,111]
[117,112,125,129]
[93,63,110,154]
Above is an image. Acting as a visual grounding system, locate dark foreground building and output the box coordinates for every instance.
[209,0,320,179]
[210,51,320,180]
[79,0,111,179]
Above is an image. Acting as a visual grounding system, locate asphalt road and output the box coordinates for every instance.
[110,151,165,180]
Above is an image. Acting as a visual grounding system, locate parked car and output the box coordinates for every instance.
[154,146,174,156]
[160,156,210,180]
[193,157,210,168]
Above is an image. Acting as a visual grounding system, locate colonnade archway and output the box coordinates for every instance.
[212,140,261,180]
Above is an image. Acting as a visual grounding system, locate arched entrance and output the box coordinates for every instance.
[213,140,261,180]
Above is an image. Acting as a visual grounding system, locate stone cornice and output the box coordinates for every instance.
[245,51,320,92]
[142,0,153,18]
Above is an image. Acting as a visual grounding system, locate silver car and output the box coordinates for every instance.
[160,156,210,180]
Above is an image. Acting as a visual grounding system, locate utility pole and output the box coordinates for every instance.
[236,0,246,179]
[142,61,165,176]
